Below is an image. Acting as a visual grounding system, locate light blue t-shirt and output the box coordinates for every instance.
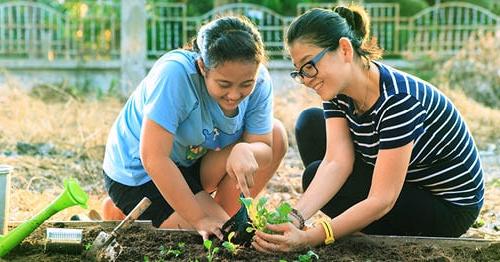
[103,50,274,186]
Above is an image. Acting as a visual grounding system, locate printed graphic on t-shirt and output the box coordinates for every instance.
[186,145,207,160]
[203,127,243,151]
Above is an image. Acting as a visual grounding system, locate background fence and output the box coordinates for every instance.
[0,1,498,94]
[0,1,120,61]
[1,1,498,61]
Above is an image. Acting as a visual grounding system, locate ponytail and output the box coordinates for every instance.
[287,4,383,66]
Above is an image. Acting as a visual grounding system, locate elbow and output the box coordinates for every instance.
[140,148,159,176]
[370,196,398,221]
[140,152,153,174]
[255,142,276,169]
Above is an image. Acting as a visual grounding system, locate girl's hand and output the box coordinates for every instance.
[226,143,259,197]
[194,216,225,241]
[252,223,308,253]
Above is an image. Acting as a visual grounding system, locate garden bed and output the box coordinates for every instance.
[4,221,500,261]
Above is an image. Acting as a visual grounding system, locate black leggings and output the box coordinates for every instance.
[295,107,480,237]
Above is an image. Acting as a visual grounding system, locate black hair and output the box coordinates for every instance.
[286,5,383,66]
[188,16,266,69]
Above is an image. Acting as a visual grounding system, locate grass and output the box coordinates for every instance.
[0,83,121,221]
[440,86,500,149]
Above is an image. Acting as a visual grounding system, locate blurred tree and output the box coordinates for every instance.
[366,0,429,16]
[186,0,213,15]
[145,0,211,16]
[425,0,493,11]
[214,0,238,7]
[242,0,314,16]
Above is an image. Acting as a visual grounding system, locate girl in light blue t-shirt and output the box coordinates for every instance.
[102,16,288,241]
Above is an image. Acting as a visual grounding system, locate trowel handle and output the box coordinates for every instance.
[111,197,151,234]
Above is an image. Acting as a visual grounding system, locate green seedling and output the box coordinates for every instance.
[297,250,319,262]
[159,242,185,258]
[222,231,239,255]
[143,256,150,262]
[241,197,292,233]
[84,242,93,251]
[203,239,219,262]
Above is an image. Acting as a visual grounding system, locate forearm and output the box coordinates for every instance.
[295,160,351,220]
[305,197,391,246]
[146,158,206,225]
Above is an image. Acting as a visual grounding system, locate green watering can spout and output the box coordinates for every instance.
[0,178,88,257]
[52,179,88,211]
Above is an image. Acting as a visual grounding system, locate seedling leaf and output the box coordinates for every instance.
[203,239,212,250]
[298,250,319,262]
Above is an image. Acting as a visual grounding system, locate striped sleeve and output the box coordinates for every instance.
[323,96,348,118]
[377,94,426,149]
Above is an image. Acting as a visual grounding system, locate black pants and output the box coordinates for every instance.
[104,161,204,228]
[296,107,480,237]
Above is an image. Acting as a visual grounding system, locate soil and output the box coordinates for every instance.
[3,222,500,262]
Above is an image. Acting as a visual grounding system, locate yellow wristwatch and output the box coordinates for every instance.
[319,219,335,245]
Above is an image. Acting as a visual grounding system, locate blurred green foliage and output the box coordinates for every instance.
[26,0,499,17]
[366,0,429,16]
[242,0,313,16]
[425,0,494,11]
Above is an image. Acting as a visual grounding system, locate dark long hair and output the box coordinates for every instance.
[286,5,383,66]
[188,16,266,69]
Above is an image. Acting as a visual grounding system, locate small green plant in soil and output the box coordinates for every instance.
[278,251,319,262]
[84,242,93,251]
[203,239,219,262]
[241,197,292,233]
[159,242,185,258]
[222,231,240,255]
[297,250,319,262]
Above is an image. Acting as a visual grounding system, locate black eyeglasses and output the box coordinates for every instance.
[290,47,332,84]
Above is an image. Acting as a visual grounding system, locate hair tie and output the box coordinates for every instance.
[334,6,355,30]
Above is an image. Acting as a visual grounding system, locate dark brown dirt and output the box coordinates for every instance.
[2,222,499,262]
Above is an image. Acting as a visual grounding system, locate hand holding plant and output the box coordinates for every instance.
[253,223,310,253]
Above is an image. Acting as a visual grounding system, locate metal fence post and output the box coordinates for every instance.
[121,0,146,96]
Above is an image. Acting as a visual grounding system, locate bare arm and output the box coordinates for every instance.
[304,142,413,246]
[140,118,206,225]
[294,117,355,220]
[253,141,413,252]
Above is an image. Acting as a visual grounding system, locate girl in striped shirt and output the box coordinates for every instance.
[253,5,483,252]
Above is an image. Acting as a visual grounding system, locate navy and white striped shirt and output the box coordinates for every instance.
[323,62,484,208]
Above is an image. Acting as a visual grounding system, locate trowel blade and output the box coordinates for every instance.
[96,238,123,262]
